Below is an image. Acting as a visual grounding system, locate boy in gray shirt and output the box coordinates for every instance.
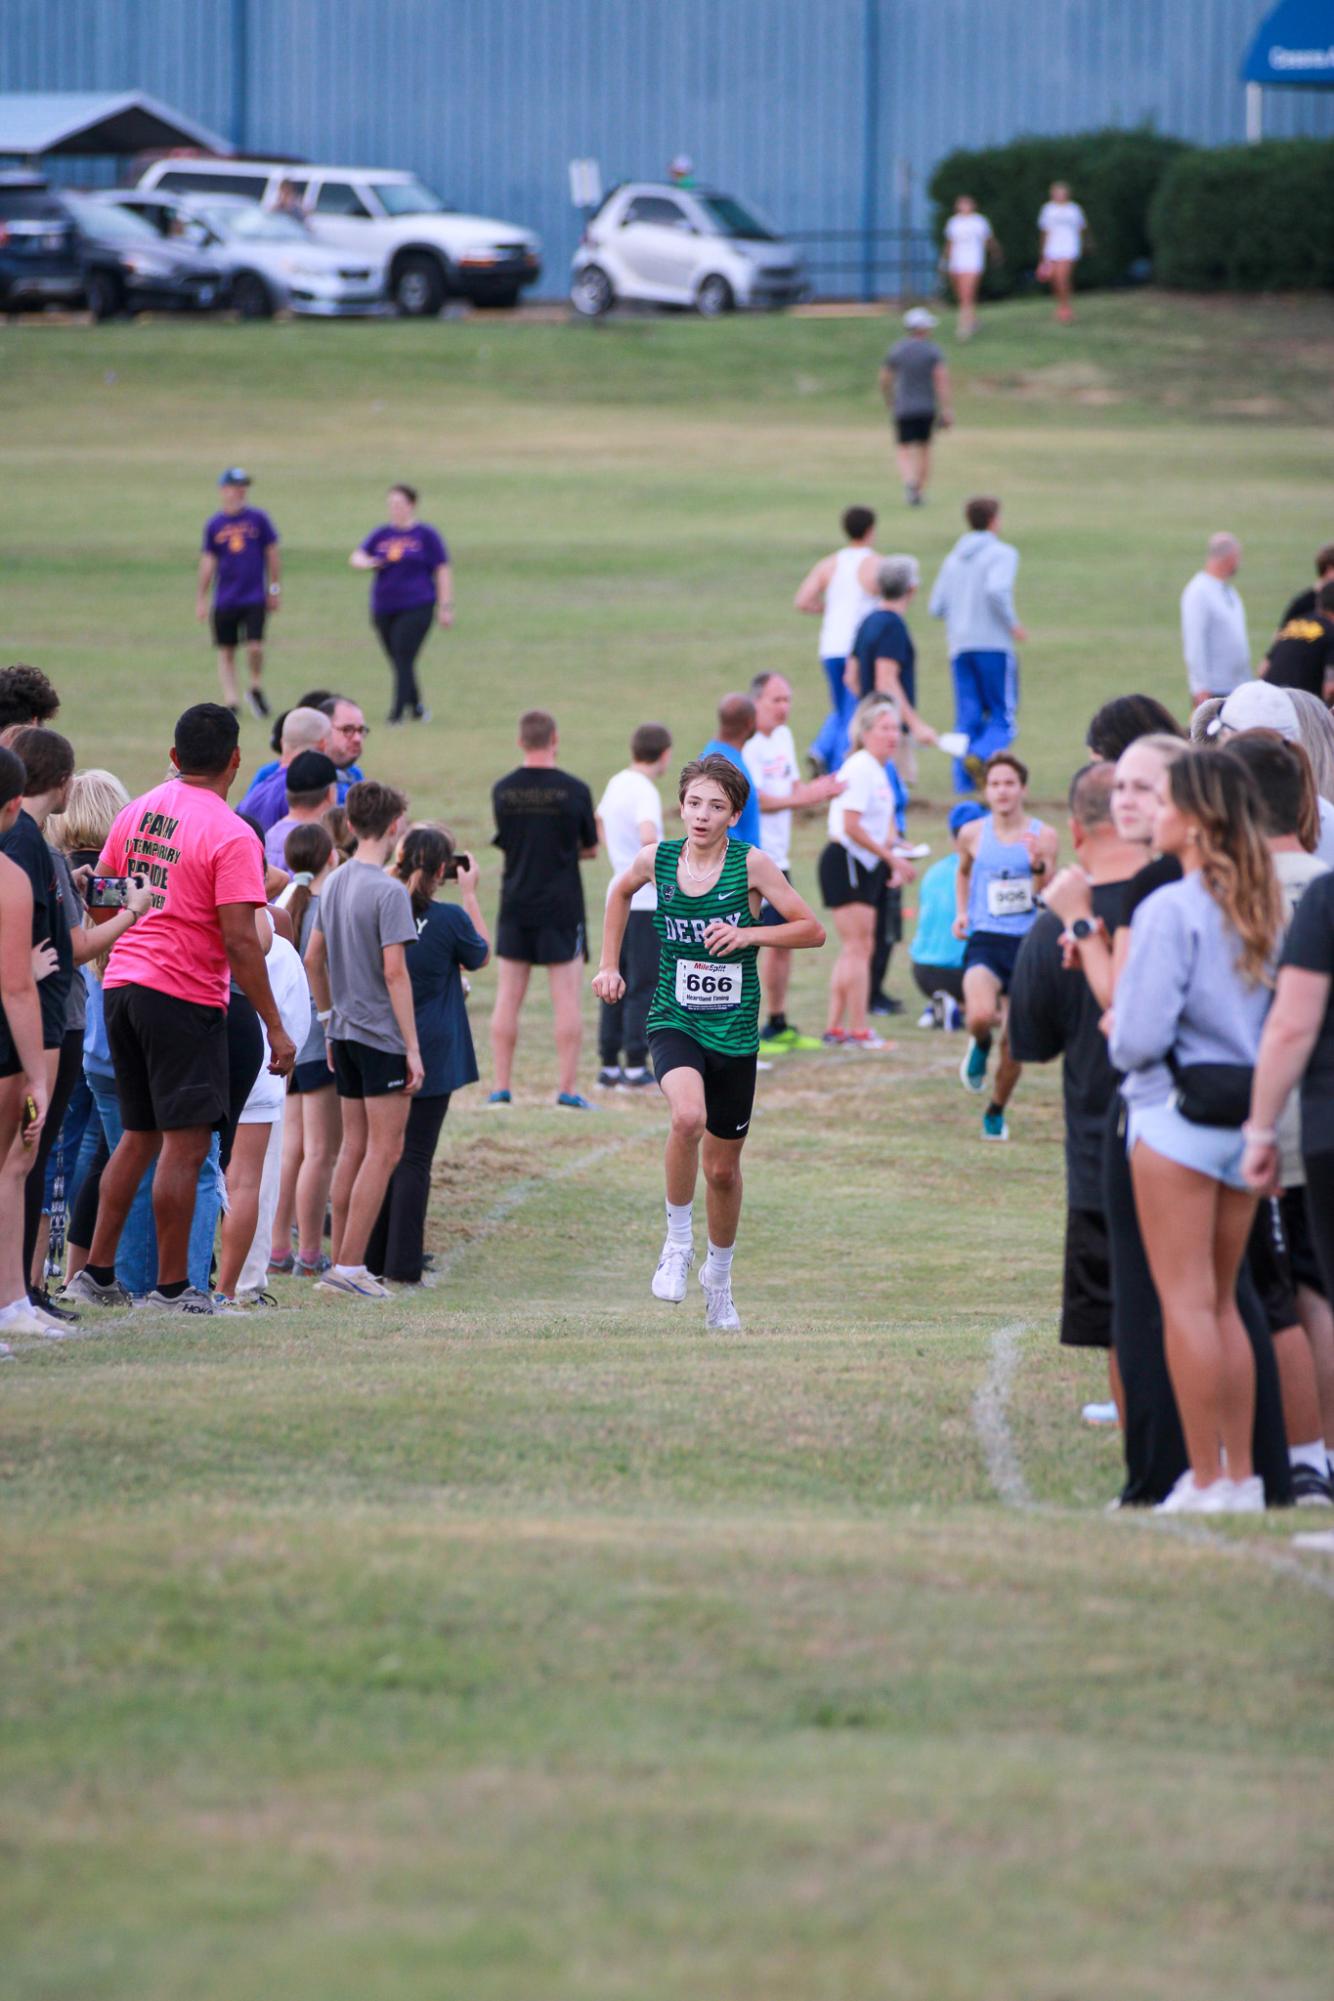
[304,779,420,1300]
[879,306,953,507]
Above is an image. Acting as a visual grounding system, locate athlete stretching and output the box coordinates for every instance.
[593,755,825,1329]
[953,751,1058,1140]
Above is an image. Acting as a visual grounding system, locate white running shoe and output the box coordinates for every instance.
[1155,1471,1234,1514]
[0,1301,48,1338]
[699,1258,741,1331]
[314,1266,391,1300]
[651,1239,694,1303]
[1218,1474,1265,1513]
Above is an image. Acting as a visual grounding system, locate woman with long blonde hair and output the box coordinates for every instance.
[1110,748,1282,1513]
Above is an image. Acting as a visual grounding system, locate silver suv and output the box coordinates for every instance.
[571,183,807,318]
[135,157,541,314]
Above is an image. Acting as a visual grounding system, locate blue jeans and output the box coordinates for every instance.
[86,1069,220,1295]
[43,1071,95,1221]
[950,649,1018,791]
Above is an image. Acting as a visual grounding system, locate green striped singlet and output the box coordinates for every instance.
[646,838,761,1055]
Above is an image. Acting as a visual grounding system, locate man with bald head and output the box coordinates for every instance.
[698,693,761,847]
[238,705,335,832]
[1181,531,1250,708]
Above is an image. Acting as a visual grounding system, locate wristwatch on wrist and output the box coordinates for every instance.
[1070,917,1095,941]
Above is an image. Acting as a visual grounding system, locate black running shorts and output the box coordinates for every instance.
[648,1029,757,1141]
[104,983,229,1132]
[331,1037,409,1100]
[818,842,886,909]
[211,602,266,648]
[1247,1196,1299,1337]
[894,413,935,445]
[496,917,586,966]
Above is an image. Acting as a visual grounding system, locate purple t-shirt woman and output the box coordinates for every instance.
[359,522,449,618]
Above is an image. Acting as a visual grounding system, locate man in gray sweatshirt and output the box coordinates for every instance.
[928,495,1027,792]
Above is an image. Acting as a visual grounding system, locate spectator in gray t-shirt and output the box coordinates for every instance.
[303,778,422,1297]
[878,306,953,509]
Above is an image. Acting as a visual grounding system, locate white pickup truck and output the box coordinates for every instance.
[135,157,541,313]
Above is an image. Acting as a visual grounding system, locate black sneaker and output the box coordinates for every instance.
[596,1065,623,1088]
[246,686,271,719]
[1291,1462,1334,1507]
[869,995,904,1016]
[621,1066,656,1087]
[31,1286,80,1324]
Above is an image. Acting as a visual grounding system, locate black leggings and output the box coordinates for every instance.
[911,963,965,1005]
[598,909,660,1067]
[365,1093,450,1283]
[1105,1098,1291,1506]
[869,880,902,1005]
[1302,1151,1334,1305]
[374,604,434,720]
[24,1028,84,1293]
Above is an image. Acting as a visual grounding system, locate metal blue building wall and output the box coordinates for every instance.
[4,0,1333,292]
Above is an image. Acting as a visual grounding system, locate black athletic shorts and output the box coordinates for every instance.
[211,602,266,648]
[895,413,935,445]
[331,1037,408,1100]
[1282,1185,1326,1297]
[496,917,586,966]
[1247,1196,1299,1336]
[104,982,230,1132]
[818,842,886,909]
[1061,1205,1112,1349]
[289,1055,334,1095]
[648,1029,757,1142]
[759,868,791,928]
[963,930,1025,994]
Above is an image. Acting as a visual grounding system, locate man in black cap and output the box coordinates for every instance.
[196,468,281,720]
[263,750,339,869]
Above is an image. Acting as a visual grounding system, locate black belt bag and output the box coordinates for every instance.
[1168,1055,1253,1129]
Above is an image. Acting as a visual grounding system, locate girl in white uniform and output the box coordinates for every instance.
[1037,181,1089,324]
[941,194,997,340]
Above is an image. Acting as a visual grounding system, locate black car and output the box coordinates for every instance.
[0,173,83,314]
[61,194,225,319]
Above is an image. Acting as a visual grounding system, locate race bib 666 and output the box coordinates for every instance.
[674,958,742,1011]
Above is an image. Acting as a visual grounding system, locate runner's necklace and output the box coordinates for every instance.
[682,842,725,885]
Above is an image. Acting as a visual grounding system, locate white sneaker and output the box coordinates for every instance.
[651,1239,694,1303]
[1218,1474,1265,1514]
[1081,1400,1119,1427]
[699,1258,741,1331]
[0,1300,53,1338]
[314,1266,391,1300]
[1155,1470,1234,1514]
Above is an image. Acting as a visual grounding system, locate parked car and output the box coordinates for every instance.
[102,192,384,318]
[0,172,83,314]
[570,183,808,319]
[133,156,540,314]
[62,194,224,319]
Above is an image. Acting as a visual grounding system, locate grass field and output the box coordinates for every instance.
[2,293,1333,2000]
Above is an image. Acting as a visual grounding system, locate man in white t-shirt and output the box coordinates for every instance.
[744,671,845,1051]
[941,194,999,341]
[1037,181,1090,324]
[594,722,673,1086]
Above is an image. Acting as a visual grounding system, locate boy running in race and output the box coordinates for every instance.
[952,752,1058,1141]
[593,754,824,1330]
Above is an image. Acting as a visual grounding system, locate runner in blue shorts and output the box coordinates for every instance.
[952,751,1058,1140]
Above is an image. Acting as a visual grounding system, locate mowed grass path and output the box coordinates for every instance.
[2,297,1333,1998]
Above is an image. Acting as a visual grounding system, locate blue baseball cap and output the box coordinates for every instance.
[218,466,251,486]
[948,801,986,835]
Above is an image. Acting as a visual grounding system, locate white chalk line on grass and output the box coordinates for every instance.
[975,1320,1334,1603]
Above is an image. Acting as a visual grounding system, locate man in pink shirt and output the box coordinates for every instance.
[64,704,297,1316]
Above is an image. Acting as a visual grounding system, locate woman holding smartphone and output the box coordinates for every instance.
[366,826,489,1285]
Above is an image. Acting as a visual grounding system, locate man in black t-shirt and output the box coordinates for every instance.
[488,709,598,1110]
[1260,578,1334,699]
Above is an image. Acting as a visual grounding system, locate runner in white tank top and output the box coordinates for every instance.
[794,506,881,724]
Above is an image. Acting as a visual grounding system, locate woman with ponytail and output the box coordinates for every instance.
[1110,747,1282,1513]
[365,824,489,1285]
[270,823,340,1277]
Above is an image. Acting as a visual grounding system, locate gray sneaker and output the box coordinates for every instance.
[59,1269,131,1309]
[144,1286,219,1316]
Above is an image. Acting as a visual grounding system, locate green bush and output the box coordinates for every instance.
[1149,141,1334,290]
[928,129,1190,296]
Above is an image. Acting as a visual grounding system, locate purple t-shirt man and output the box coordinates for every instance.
[360,522,448,618]
[202,507,279,612]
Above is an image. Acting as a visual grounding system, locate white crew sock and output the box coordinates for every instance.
[1289,1439,1328,1476]
[665,1200,693,1249]
[333,1263,366,1279]
[705,1240,734,1281]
